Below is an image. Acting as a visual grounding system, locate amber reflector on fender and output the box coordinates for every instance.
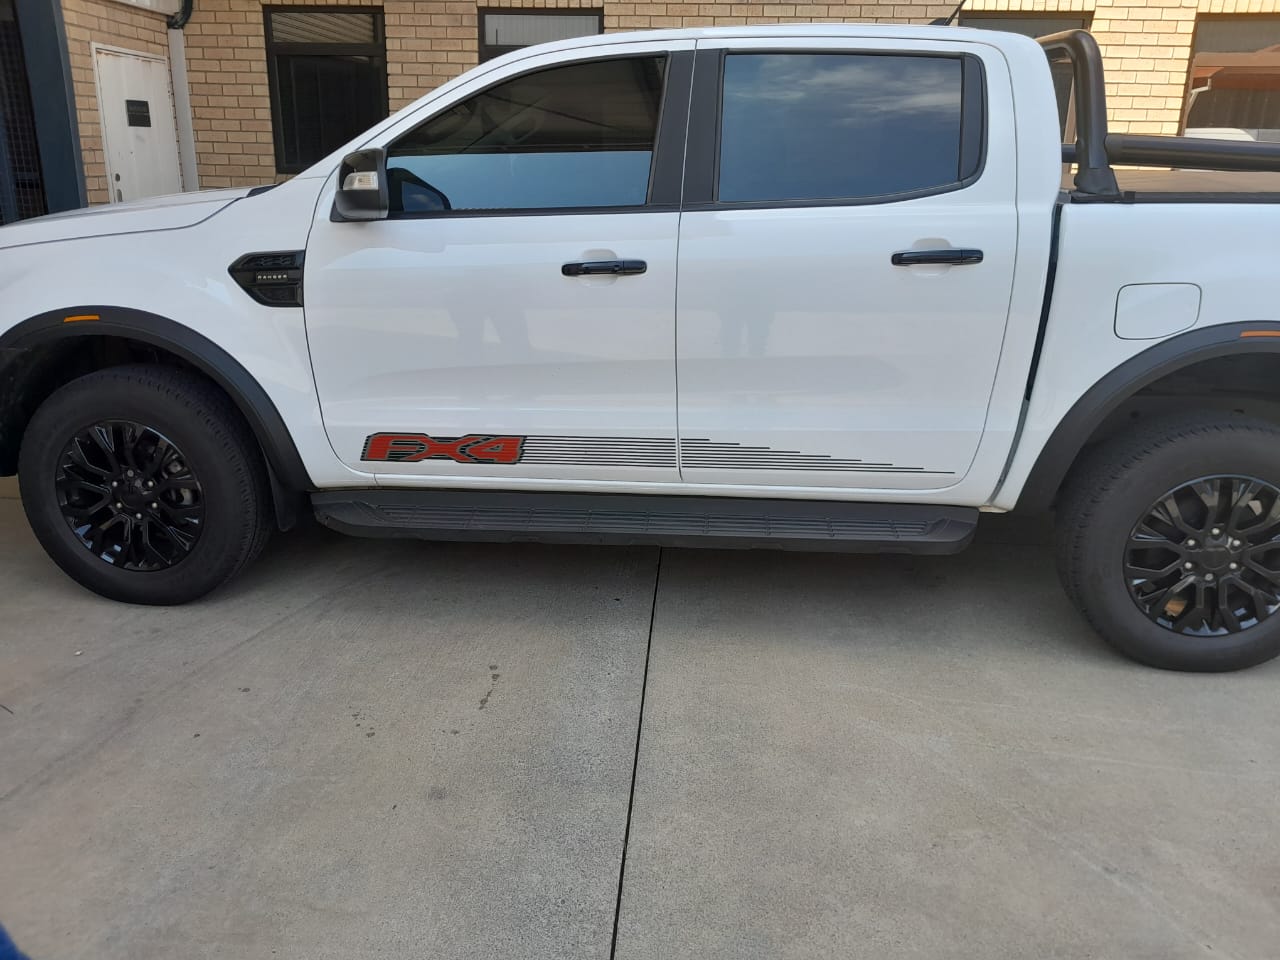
[1240,330,1280,338]
[63,314,99,323]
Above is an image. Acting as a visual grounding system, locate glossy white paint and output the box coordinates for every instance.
[0,188,246,250]
[677,36,1023,492]
[0,179,368,488]
[298,27,1060,501]
[1113,283,1201,340]
[305,211,683,481]
[304,37,692,483]
[3,24,1274,513]
[994,201,1280,510]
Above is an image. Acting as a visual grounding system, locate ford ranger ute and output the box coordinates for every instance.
[4,26,1280,672]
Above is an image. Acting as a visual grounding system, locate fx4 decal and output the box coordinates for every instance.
[362,433,525,464]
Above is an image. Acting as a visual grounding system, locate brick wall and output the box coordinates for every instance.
[390,1,958,110]
[61,0,171,203]
[386,0,486,111]
[64,0,1280,193]
[184,0,955,188]
[605,1,954,29]
[183,0,482,187]
[969,0,1280,135]
[1091,0,1198,136]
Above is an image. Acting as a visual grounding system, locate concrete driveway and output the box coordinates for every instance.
[2,479,1278,959]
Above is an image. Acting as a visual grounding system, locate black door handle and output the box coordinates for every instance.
[562,259,647,277]
[891,249,984,266]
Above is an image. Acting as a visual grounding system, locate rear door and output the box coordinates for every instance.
[676,37,1018,491]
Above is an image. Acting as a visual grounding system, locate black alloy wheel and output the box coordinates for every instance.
[1056,413,1280,671]
[21,365,271,605]
[55,420,204,570]
[1126,476,1280,636]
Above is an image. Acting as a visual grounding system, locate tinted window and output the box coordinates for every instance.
[387,56,665,214]
[717,53,967,203]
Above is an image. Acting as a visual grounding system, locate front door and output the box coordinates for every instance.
[676,39,1019,491]
[305,44,692,483]
[93,46,182,202]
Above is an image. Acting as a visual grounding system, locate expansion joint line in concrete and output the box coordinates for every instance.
[609,548,662,960]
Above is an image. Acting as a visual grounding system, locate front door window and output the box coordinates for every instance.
[385,56,666,215]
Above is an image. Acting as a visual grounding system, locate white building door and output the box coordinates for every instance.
[93,46,182,202]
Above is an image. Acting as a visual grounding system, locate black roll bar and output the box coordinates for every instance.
[1037,30,1118,197]
[1038,28,1280,196]
[1102,134,1280,171]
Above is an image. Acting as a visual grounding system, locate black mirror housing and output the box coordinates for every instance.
[331,148,389,222]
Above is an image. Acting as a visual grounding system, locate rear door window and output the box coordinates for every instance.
[716,52,979,204]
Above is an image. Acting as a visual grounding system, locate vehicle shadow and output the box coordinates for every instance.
[233,507,1110,667]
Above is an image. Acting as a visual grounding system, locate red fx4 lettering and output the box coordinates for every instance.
[361,433,525,464]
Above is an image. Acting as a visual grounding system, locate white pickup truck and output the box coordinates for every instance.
[4,25,1280,672]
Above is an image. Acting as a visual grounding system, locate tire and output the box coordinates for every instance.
[18,364,271,605]
[1055,413,1280,672]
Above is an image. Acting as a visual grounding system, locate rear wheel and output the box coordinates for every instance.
[18,365,271,605]
[1056,414,1280,671]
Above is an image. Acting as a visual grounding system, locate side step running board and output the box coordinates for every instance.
[312,490,977,555]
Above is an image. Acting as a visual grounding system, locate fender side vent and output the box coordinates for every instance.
[229,251,304,307]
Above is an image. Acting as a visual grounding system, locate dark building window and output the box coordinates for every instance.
[477,9,603,63]
[265,7,388,175]
[960,13,1091,138]
[1184,17,1280,142]
[0,0,46,223]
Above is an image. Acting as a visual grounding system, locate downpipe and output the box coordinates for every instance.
[167,0,200,192]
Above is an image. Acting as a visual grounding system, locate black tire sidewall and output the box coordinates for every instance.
[1070,424,1280,671]
[19,369,265,605]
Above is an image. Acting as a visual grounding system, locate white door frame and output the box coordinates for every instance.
[166,29,200,191]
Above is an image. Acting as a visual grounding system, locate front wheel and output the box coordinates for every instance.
[18,364,271,605]
[1056,414,1280,671]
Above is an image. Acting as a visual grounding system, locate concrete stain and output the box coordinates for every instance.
[479,664,500,710]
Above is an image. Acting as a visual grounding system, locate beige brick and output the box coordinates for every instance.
[1126,119,1175,133]
[66,0,1251,194]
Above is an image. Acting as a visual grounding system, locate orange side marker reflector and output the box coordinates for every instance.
[63,314,99,323]
[1240,330,1280,338]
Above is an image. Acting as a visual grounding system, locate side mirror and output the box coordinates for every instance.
[331,148,389,222]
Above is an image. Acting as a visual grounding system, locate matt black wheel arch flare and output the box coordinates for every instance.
[0,307,313,527]
[1016,322,1280,513]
